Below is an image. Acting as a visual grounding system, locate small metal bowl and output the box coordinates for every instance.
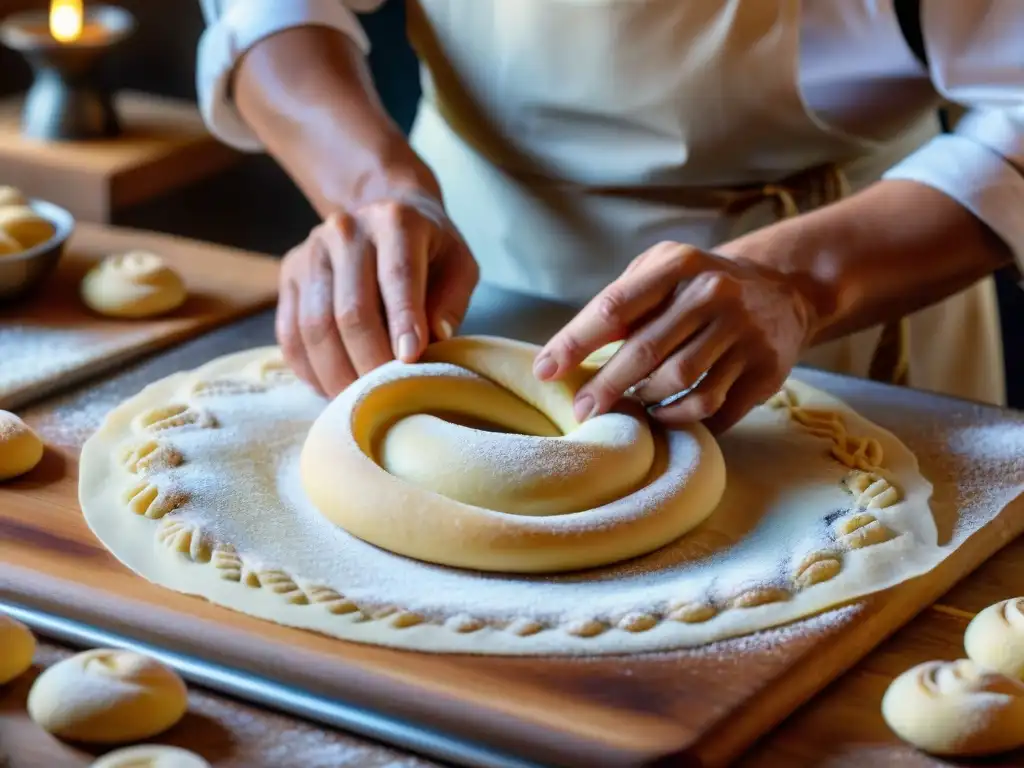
[0,198,75,302]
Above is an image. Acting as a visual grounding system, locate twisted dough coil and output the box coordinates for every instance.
[301,336,726,573]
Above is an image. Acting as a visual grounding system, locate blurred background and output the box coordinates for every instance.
[0,0,1020,406]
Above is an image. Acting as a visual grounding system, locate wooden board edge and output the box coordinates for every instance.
[685,495,1024,767]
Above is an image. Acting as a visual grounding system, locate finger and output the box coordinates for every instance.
[298,242,358,397]
[326,215,393,375]
[647,346,748,427]
[701,368,779,434]
[275,275,319,395]
[571,275,735,419]
[633,318,738,405]
[535,246,702,381]
[369,204,431,363]
[426,238,479,341]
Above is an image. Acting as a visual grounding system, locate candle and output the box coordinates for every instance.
[0,3,136,140]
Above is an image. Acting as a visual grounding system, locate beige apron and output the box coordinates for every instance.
[405,0,1005,405]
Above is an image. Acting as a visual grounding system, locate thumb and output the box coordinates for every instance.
[427,241,479,342]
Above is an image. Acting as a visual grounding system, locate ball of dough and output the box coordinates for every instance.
[80,251,187,319]
[0,231,22,257]
[28,649,188,743]
[881,659,1024,756]
[966,597,1024,679]
[0,410,44,481]
[0,205,55,249]
[0,185,27,208]
[0,613,36,684]
[90,745,210,768]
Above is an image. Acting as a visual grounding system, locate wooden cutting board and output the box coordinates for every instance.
[1,369,1022,768]
[0,222,279,411]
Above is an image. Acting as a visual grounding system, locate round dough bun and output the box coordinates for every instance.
[965,597,1024,680]
[0,185,27,209]
[81,251,187,319]
[91,745,211,768]
[0,613,36,684]
[28,649,188,743]
[882,659,1024,756]
[0,410,44,481]
[302,335,726,573]
[0,205,55,249]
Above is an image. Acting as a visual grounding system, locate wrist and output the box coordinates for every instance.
[717,217,844,347]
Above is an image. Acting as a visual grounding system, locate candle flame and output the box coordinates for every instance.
[50,0,83,43]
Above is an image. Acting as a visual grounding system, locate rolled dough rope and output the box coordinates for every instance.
[882,659,1024,756]
[965,598,1024,680]
[302,336,726,573]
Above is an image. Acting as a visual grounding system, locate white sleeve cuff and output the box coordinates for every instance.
[883,133,1024,276]
[196,0,370,152]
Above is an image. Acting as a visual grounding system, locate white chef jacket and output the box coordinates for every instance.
[193,0,1024,405]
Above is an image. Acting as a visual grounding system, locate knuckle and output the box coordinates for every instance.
[597,288,630,333]
[334,302,372,332]
[300,309,335,340]
[630,338,663,373]
[688,390,725,419]
[666,243,700,271]
[558,333,587,363]
[381,258,415,288]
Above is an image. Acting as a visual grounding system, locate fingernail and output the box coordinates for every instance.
[574,394,596,423]
[437,317,454,341]
[533,354,558,380]
[397,331,419,362]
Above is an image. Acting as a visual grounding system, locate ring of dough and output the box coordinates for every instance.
[301,336,726,573]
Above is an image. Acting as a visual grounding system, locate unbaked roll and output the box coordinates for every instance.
[0,185,27,209]
[882,659,1024,756]
[28,649,188,743]
[0,613,36,684]
[90,745,211,768]
[0,205,54,249]
[0,410,45,481]
[81,251,187,319]
[965,598,1024,680]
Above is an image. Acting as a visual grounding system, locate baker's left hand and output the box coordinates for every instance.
[533,242,819,433]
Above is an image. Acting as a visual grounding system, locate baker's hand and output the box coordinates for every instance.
[533,242,818,433]
[277,193,479,398]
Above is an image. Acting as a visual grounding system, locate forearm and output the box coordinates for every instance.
[233,25,437,217]
[720,180,1013,345]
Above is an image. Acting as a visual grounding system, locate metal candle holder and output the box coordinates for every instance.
[0,4,135,141]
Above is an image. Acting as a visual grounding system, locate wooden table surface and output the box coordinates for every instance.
[3,310,1022,768]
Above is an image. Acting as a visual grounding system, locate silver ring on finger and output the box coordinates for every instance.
[647,368,711,411]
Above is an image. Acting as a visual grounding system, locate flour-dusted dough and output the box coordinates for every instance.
[882,659,1024,756]
[28,649,188,743]
[0,410,44,481]
[0,185,27,209]
[0,613,36,684]
[0,205,55,249]
[81,251,187,319]
[79,340,944,656]
[303,336,726,572]
[965,598,1024,680]
[91,745,211,768]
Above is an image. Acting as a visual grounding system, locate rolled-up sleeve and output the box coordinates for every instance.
[196,0,383,151]
[883,0,1024,274]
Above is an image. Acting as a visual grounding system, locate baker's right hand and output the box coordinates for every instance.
[276,193,479,398]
